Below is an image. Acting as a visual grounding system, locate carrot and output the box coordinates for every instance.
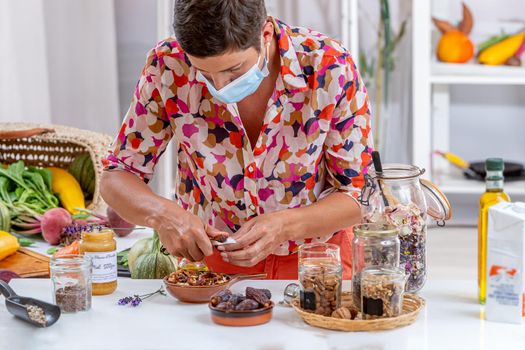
[53,240,80,257]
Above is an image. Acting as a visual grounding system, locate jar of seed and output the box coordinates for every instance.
[50,254,92,313]
[352,223,400,310]
[298,243,342,316]
[360,266,407,320]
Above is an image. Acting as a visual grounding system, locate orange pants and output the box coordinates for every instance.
[205,228,353,280]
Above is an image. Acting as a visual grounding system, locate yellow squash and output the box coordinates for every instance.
[0,230,20,261]
[478,32,525,65]
[48,167,85,214]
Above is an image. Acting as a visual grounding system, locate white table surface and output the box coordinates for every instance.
[1,278,524,350]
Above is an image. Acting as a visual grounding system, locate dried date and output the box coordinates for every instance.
[235,299,259,311]
[246,287,271,307]
[211,289,232,306]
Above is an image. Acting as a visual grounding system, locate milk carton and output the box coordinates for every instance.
[485,202,525,324]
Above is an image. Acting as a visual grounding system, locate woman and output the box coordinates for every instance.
[101,0,373,279]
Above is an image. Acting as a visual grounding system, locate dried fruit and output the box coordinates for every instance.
[216,301,235,310]
[167,269,230,286]
[210,288,272,312]
[235,299,259,311]
[246,287,271,307]
[211,289,232,306]
[228,293,246,306]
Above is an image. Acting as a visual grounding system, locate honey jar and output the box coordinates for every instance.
[79,229,117,295]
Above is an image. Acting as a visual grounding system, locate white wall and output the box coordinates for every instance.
[114,0,158,133]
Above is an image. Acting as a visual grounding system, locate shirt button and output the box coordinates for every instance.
[249,204,256,212]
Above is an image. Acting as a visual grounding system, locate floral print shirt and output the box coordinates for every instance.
[103,17,373,255]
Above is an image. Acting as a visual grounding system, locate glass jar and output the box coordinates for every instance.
[79,229,117,295]
[177,258,208,272]
[352,223,400,310]
[298,243,342,316]
[50,254,92,313]
[361,266,407,320]
[360,164,451,292]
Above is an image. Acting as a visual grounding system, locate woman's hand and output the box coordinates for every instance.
[148,202,216,262]
[218,211,294,267]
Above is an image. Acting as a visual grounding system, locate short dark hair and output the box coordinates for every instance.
[173,0,267,57]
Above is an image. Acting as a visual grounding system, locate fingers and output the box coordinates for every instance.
[186,242,205,262]
[221,236,271,267]
[192,227,213,256]
[204,224,229,239]
[220,221,261,252]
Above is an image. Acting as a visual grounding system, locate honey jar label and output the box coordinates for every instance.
[85,251,117,283]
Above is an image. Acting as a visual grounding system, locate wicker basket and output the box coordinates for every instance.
[292,292,425,332]
[0,122,113,212]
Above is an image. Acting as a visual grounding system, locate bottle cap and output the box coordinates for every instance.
[485,158,504,171]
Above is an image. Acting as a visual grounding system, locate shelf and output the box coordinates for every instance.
[430,62,525,85]
[432,172,525,196]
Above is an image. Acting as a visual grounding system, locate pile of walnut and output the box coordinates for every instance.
[211,287,272,311]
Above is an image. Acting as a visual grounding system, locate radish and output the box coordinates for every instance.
[41,208,73,245]
[0,269,20,283]
[107,206,135,237]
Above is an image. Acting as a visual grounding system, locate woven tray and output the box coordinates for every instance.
[0,122,113,211]
[292,292,425,332]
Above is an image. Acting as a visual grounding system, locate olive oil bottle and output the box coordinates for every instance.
[478,158,510,304]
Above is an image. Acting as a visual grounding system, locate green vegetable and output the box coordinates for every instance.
[68,154,95,200]
[18,237,35,247]
[477,33,510,55]
[0,201,10,232]
[0,161,59,234]
[129,231,177,279]
[46,246,60,255]
[117,248,130,267]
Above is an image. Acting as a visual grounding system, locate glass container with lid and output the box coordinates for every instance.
[79,229,117,295]
[298,243,342,316]
[352,223,400,309]
[360,164,452,292]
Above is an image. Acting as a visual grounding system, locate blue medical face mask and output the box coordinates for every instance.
[196,44,270,104]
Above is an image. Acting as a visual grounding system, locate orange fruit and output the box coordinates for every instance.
[437,31,474,63]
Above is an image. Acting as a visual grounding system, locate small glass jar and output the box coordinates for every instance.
[79,229,117,295]
[361,266,407,320]
[177,258,208,272]
[298,243,342,316]
[50,254,92,313]
[352,223,400,310]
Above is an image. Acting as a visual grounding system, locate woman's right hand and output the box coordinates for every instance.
[147,201,214,262]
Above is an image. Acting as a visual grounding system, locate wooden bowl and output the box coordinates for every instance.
[208,302,274,327]
[163,273,266,304]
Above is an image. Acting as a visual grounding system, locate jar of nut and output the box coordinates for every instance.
[298,243,342,316]
[352,223,400,310]
[361,266,407,320]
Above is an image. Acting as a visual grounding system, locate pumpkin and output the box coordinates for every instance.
[128,231,177,279]
[437,31,474,63]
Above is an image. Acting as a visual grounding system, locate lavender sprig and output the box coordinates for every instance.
[117,286,166,307]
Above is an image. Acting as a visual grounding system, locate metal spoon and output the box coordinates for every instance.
[0,280,60,327]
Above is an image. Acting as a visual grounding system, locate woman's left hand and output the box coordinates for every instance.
[217,211,293,267]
